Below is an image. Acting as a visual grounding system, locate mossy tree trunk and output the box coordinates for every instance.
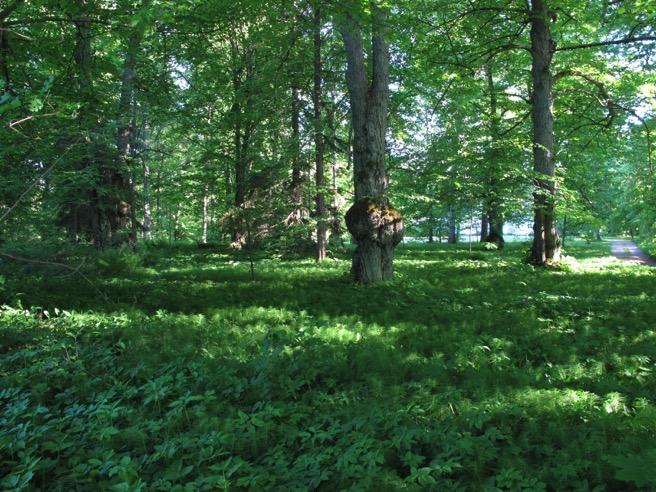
[340,5,403,283]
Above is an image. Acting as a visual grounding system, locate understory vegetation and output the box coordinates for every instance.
[638,238,656,259]
[2,241,655,490]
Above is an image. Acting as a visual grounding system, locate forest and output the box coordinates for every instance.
[1,0,656,489]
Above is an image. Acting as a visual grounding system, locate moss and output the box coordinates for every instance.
[345,198,404,245]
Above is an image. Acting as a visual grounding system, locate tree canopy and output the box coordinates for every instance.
[1,0,655,272]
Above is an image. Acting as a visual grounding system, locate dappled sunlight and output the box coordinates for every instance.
[2,241,655,489]
[561,253,656,274]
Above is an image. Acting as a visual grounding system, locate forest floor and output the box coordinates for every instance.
[610,239,656,266]
[1,240,655,490]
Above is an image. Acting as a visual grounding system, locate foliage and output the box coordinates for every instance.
[1,242,655,490]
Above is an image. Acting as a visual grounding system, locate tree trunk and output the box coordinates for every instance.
[155,167,162,235]
[447,205,457,244]
[115,29,143,244]
[480,212,489,242]
[72,6,103,247]
[142,159,152,239]
[288,83,303,225]
[529,0,561,264]
[232,94,245,245]
[329,158,343,249]
[326,102,343,249]
[230,42,254,246]
[341,6,403,283]
[482,62,505,249]
[201,185,210,244]
[0,1,21,91]
[314,6,327,262]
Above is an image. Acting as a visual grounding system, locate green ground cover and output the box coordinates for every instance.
[638,237,656,259]
[1,242,655,490]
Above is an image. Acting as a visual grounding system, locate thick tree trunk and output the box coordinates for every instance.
[480,212,489,242]
[341,6,403,283]
[487,209,504,248]
[529,0,561,264]
[314,7,327,262]
[115,29,142,244]
[73,7,103,247]
[447,205,457,244]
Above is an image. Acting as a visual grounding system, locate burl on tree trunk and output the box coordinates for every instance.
[346,198,403,282]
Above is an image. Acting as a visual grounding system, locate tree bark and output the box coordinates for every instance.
[0,0,18,92]
[529,0,561,264]
[447,205,457,244]
[482,62,505,249]
[115,28,143,244]
[480,212,489,242]
[230,41,254,246]
[326,101,343,249]
[142,159,152,239]
[72,3,102,247]
[288,83,303,225]
[201,184,210,244]
[314,6,327,262]
[341,6,403,283]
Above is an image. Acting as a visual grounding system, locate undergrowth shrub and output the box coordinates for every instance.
[95,248,143,276]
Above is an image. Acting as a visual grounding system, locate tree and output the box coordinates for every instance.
[313,4,327,262]
[528,0,561,264]
[340,4,404,283]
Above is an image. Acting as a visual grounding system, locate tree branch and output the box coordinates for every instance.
[556,35,656,51]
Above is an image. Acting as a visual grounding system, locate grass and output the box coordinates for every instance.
[1,241,655,490]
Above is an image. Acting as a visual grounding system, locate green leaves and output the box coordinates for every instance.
[607,449,656,487]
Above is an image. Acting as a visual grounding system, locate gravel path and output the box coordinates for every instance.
[609,239,656,266]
